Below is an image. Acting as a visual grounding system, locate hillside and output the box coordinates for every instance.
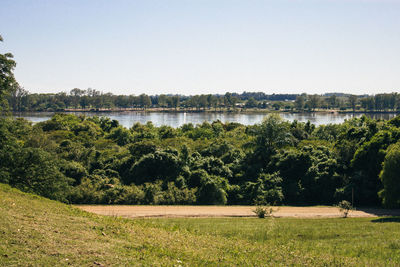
[1,183,400,266]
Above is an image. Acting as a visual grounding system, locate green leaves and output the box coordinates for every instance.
[1,147,72,202]
[255,114,292,156]
[2,111,400,207]
[379,142,400,208]
[0,36,18,103]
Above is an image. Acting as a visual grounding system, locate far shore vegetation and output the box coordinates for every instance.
[5,87,400,114]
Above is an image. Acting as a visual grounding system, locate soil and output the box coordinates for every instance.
[75,205,400,218]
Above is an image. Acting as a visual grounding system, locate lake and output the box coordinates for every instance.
[12,111,398,128]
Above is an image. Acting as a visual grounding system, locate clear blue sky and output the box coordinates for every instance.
[1,0,399,95]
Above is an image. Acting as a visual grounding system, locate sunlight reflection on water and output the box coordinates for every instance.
[13,111,398,128]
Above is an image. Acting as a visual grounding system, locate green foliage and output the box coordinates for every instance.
[38,113,81,131]
[158,182,197,205]
[255,114,292,155]
[59,160,88,185]
[379,142,400,208]
[244,172,284,205]
[2,76,399,113]
[2,113,400,207]
[128,150,181,184]
[351,130,394,205]
[197,175,228,205]
[0,147,72,202]
[338,200,353,218]
[270,146,340,205]
[107,126,132,146]
[252,205,274,218]
[130,122,157,140]
[0,35,18,103]
[128,140,157,159]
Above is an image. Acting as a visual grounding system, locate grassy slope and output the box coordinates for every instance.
[142,217,400,265]
[1,184,400,266]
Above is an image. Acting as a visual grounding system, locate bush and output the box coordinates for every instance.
[197,176,228,205]
[128,150,182,184]
[242,172,283,205]
[252,205,273,218]
[159,182,197,205]
[338,200,353,218]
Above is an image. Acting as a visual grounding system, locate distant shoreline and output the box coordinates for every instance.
[11,108,400,115]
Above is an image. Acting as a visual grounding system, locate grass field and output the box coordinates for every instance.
[1,183,400,266]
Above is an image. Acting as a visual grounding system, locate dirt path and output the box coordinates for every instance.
[75,205,400,218]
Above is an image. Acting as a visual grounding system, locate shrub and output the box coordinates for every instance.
[197,176,228,205]
[159,182,197,205]
[338,200,353,218]
[252,205,273,219]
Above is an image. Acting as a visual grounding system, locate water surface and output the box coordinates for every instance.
[12,111,398,128]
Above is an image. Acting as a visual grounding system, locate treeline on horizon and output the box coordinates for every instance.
[5,87,400,113]
[1,113,400,208]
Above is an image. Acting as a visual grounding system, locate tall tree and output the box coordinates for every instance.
[348,95,357,112]
[295,95,305,111]
[199,94,208,110]
[328,95,337,109]
[308,95,320,111]
[254,114,292,158]
[171,95,180,110]
[389,93,397,111]
[158,94,167,109]
[379,142,400,208]
[139,94,151,109]
[245,97,257,108]
[224,92,232,110]
[0,35,18,105]
[10,86,28,111]
[209,95,218,111]
[70,88,84,109]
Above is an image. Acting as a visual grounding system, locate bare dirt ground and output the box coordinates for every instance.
[75,205,400,218]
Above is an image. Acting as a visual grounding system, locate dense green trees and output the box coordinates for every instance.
[1,112,400,207]
[350,129,397,205]
[379,142,400,208]
[1,147,72,201]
